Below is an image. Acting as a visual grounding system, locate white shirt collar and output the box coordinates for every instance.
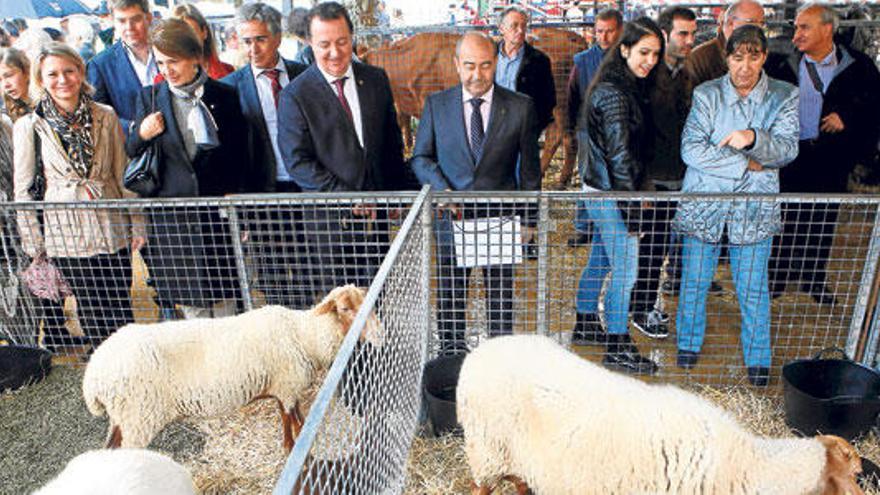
[462,84,494,106]
[318,63,354,85]
[252,54,286,77]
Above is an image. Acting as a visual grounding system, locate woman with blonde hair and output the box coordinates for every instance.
[13,42,144,348]
[171,3,234,78]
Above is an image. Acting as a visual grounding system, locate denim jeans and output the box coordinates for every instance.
[575,200,639,335]
[676,236,772,367]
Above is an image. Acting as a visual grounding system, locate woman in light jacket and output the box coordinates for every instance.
[13,42,144,346]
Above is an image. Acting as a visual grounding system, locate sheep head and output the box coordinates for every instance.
[817,435,864,495]
[313,285,383,346]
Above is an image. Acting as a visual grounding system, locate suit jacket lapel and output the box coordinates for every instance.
[113,41,142,90]
[307,66,361,148]
[450,85,476,168]
[239,65,272,144]
[476,88,506,171]
[353,64,371,152]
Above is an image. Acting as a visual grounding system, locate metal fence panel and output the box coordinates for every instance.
[274,188,430,495]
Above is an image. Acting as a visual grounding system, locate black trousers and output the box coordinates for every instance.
[631,200,677,313]
[52,248,134,340]
[434,219,515,347]
[250,206,313,309]
[769,202,839,294]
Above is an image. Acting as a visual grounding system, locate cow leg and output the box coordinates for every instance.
[398,113,414,150]
[105,425,122,449]
[540,123,560,176]
[558,131,577,188]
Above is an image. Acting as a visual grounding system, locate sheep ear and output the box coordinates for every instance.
[313,293,337,316]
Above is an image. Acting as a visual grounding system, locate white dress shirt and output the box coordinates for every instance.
[252,57,292,182]
[123,43,158,87]
[317,64,363,148]
[462,84,494,140]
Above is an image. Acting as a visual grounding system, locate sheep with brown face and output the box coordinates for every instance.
[457,335,864,495]
[82,285,380,452]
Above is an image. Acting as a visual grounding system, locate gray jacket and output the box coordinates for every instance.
[673,72,799,244]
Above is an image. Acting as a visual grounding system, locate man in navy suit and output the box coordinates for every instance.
[277,1,408,295]
[411,31,541,354]
[87,0,158,137]
[223,3,309,308]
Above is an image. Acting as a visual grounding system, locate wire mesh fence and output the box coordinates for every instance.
[274,189,430,495]
[428,191,880,391]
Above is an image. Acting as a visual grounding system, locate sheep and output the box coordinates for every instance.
[82,284,379,452]
[33,448,196,495]
[457,334,864,495]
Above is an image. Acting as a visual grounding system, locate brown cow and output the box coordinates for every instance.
[362,28,587,188]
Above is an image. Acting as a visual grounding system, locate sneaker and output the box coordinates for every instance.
[603,334,658,375]
[631,310,669,339]
[676,350,700,370]
[571,313,605,346]
[747,366,770,387]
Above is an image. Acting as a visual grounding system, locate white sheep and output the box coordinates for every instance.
[33,448,196,495]
[457,334,864,495]
[82,284,378,452]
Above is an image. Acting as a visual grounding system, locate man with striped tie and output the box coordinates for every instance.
[410,31,541,354]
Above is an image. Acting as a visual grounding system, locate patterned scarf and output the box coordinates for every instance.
[38,92,94,178]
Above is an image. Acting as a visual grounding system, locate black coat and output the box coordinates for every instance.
[766,44,880,192]
[508,42,557,132]
[221,59,307,192]
[276,62,409,192]
[126,79,251,305]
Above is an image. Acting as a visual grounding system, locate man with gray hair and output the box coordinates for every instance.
[222,3,308,308]
[495,6,555,132]
[768,3,880,305]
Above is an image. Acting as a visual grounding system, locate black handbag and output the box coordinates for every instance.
[28,129,45,201]
[123,85,161,197]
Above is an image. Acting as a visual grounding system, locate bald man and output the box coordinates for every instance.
[768,3,880,305]
[410,31,540,354]
[687,0,767,85]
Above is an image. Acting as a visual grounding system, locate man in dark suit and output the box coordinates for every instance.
[494,6,556,133]
[223,3,309,308]
[411,31,541,354]
[277,1,408,295]
[87,0,158,137]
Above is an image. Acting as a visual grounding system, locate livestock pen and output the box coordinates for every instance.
[3,187,880,492]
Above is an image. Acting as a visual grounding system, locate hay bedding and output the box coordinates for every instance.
[4,367,879,495]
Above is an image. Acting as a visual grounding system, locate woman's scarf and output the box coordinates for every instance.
[3,94,31,123]
[38,91,94,179]
[167,68,219,153]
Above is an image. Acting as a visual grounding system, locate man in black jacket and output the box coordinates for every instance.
[494,6,556,133]
[767,3,880,305]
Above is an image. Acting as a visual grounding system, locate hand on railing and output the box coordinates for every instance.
[352,203,377,221]
[131,236,146,252]
[436,202,461,221]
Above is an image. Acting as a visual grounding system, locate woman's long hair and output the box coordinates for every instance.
[0,47,32,121]
[586,17,666,102]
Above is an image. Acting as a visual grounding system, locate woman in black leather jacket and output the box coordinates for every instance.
[571,17,664,375]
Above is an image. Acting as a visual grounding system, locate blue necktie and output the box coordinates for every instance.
[469,97,484,163]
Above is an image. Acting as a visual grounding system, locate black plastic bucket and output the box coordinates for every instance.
[782,347,880,440]
[422,354,465,436]
[0,345,52,392]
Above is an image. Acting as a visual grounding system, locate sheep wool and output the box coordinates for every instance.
[33,449,196,495]
[457,335,840,495]
[82,303,350,449]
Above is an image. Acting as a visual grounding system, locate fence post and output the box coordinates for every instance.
[222,204,254,312]
[536,194,549,336]
[421,186,434,355]
[855,202,880,364]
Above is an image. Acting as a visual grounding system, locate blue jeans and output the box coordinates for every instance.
[676,236,772,367]
[575,201,639,335]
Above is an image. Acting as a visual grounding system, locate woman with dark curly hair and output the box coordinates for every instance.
[570,17,665,375]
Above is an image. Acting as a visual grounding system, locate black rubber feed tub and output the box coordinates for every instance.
[783,348,880,441]
[423,353,465,436]
[0,345,52,392]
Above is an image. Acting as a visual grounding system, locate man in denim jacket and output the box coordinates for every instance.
[673,25,799,386]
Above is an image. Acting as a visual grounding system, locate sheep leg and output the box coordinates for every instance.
[503,475,531,495]
[290,403,305,437]
[105,425,122,449]
[469,481,492,495]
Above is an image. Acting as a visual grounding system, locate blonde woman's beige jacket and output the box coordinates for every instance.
[13,101,145,258]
